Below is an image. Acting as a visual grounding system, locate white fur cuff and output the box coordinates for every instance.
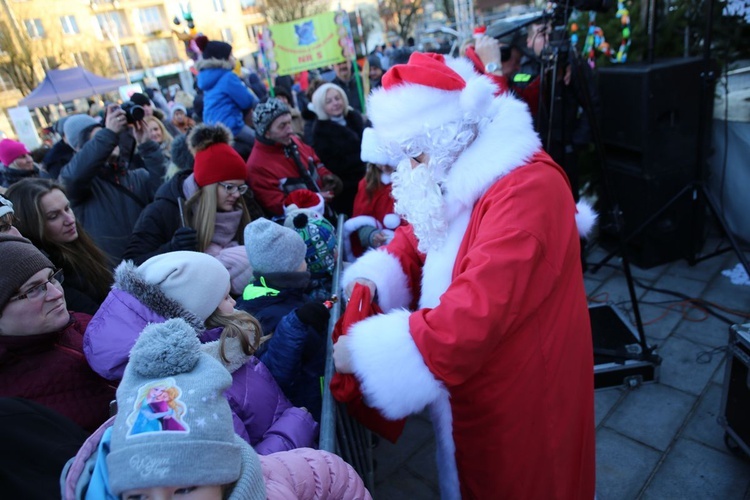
[348,310,446,420]
[341,249,411,312]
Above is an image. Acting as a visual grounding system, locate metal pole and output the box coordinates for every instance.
[319,213,346,452]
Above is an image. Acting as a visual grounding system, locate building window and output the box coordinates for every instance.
[240,0,256,7]
[246,25,260,43]
[23,19,45,38]
[137,6,165,35]
[213,0,225,13]
[146,39,178,66]
[220,28,233,44]
[0,73,16,93]
[109,44,141,71]
[60,15,80,35]
[96,11,129,39]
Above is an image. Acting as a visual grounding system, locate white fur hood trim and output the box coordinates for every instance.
[348,309,447,419]
[341,249,411,312]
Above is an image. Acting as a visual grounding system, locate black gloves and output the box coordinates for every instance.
[171,227,198,251]
[295,302,331,333]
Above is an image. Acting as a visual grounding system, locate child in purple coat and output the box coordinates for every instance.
[83,251,318,454]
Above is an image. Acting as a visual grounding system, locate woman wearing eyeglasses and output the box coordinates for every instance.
[4,178,113,315]
[124,124,255,294]
[0,234,115,432]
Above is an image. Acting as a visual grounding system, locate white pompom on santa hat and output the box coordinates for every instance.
[367,52,498,145]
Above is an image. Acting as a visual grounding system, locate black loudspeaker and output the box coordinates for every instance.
[598,159,705,268]
[598,57,706,178]
[597,57,711,268]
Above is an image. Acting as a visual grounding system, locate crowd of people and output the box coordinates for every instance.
[0,26,598,500]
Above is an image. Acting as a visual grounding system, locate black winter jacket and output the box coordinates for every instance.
[42,140,75,180]
[311,111,367,217]
[58,129,164,266]
[123,169,191,265]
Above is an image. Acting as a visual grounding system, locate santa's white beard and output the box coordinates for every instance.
[391,158,447,253]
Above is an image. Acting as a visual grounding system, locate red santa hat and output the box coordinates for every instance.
[283,189,325,217]
[367,52,499,145]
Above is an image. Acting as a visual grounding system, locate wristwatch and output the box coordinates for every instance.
[485,62,500,74]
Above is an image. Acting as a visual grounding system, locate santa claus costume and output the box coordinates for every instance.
[339,52,597,499]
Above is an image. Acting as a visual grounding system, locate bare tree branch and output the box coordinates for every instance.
[261,0,330,24]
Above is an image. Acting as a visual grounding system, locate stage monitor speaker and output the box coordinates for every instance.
[598,57,710,178]
[719,323,750,459]
[598,160,705,268]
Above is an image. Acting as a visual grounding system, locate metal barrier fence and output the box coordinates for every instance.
[319,214,376,494]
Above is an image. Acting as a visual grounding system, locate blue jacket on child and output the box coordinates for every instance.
[196,58,257,136]
[237,272,326,421]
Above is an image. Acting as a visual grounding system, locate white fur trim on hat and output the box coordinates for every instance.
[360,128,390,165]
[367,57,497,145]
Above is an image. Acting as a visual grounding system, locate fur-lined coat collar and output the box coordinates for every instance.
[195,58,234,72]
[114,260,204,332]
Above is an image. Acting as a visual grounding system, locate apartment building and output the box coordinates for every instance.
[0,0,265,131]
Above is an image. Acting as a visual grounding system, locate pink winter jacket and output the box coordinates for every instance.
[262,448,372,499]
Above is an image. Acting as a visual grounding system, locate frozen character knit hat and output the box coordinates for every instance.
[244,218,307,274]
[187,123,246,187]
[283,189,325,217]
[0,139,30,167]
[107,318,265,498]
[63,114,99,150]
[136,251,230,323]
[0,234,54,310]
[0,194,13,218]
[252,98,290,138]
[284,212,336,275]
[310,83,349,120]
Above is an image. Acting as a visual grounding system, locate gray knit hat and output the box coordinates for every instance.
[0,234,54,310]
[244,218,306,274]
[136,252,230,323]
[252,98,290,138]
[107,318,265,498]
[63,114,99,150]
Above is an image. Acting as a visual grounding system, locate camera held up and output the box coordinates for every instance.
[120,101,145,124]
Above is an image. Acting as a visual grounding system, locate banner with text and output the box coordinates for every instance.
[265,12,354,76]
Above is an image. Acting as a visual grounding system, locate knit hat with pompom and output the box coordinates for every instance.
[187,123,247,187]
[107,318,266,498]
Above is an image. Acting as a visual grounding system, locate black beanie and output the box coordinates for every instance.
[202,41,233,61]
[0,234,54,310]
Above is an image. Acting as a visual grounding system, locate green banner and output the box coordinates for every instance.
[266,12,352,76]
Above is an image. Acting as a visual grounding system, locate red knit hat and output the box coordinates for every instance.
[367,52,498,145]
[187,123,246,187]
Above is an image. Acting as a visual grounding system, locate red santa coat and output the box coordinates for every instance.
[341,92,595,499]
